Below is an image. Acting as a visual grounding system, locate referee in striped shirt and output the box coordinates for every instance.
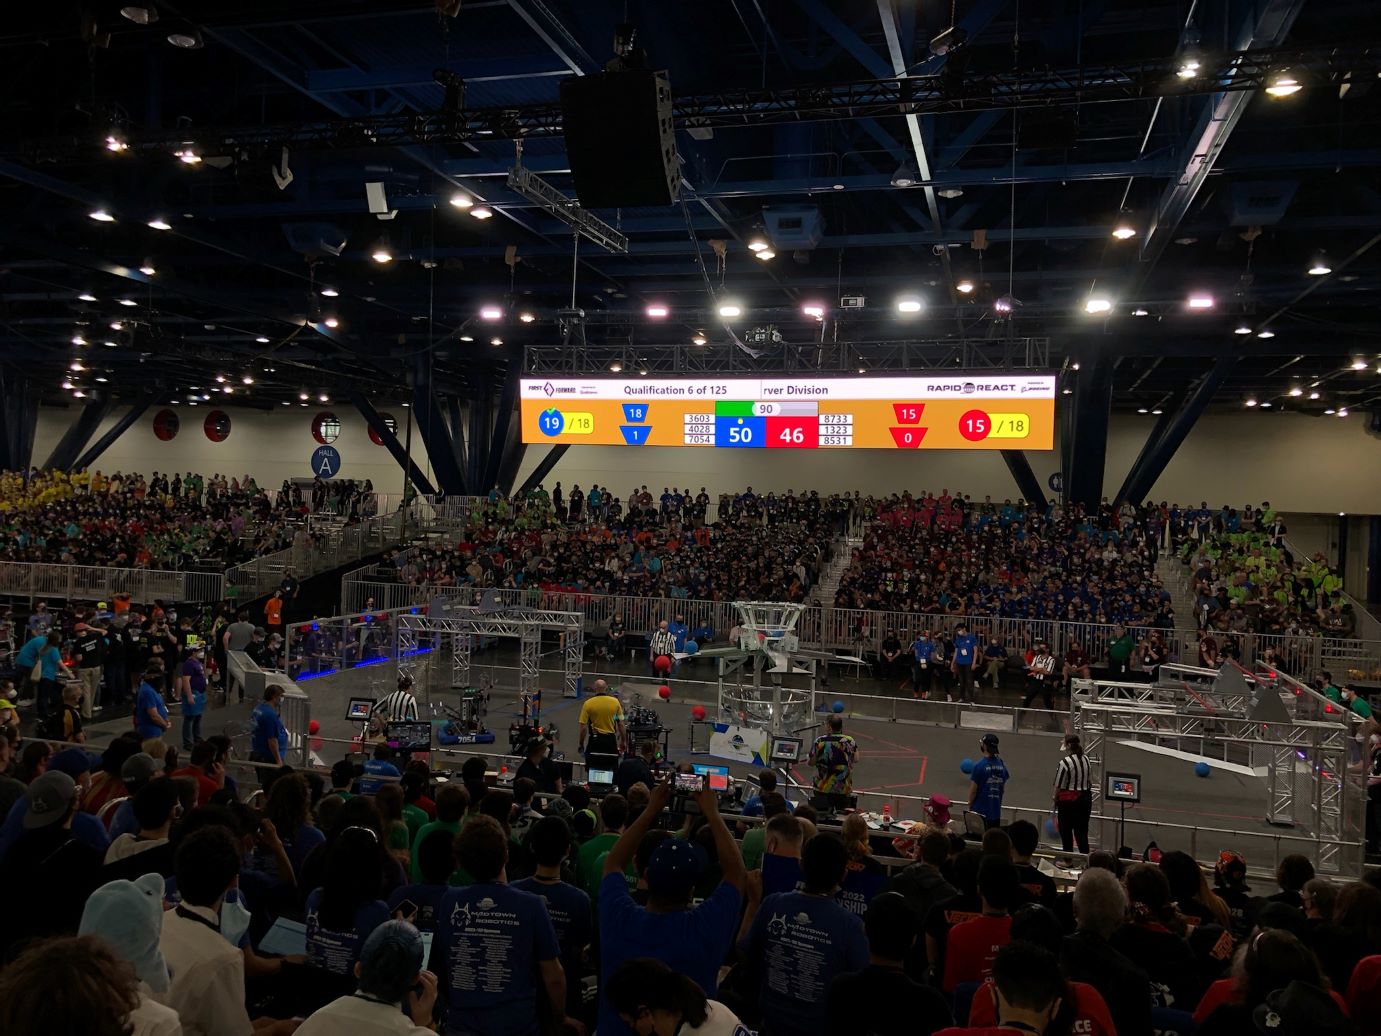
[368,674,420,740]
[1052,733,1092,854]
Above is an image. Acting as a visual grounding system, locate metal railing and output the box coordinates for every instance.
[0,561,226,604]
[225,508,409,600]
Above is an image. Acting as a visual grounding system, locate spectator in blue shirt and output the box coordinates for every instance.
[667,614,689,653]
[134,662,171,741]
[598,779,746,1036]
[743,833,870,1035]
[430,815,575,1036]
[911,630,935,699]
[514,815,593,1020]
[952,623,978,702]
[304,827,391,982]
[250,686,289,783]
[16,631,66,721]
[969,734,1010,830]
[358,744,402,796]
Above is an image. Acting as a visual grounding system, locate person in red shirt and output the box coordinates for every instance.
[944,857,1020,992]
[935,942,1065,1036]
[968,904,1116,1036]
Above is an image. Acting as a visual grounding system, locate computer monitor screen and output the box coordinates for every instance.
[588,768,614,786]
[706,773,730,792]
[769,736,804,764]
[1106,772,1142,803]
[346,697,375,721]
[693,763,730,778]
[387,722,432,749]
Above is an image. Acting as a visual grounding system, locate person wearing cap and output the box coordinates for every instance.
[597,777,746,1036]
[0,745,111,857]
[108,752,161,839]
[78,872,182,1035]
[179,643,208,750]
[296,919,438,1035]
[0,770,105,960]
[72,618,105,719]
[969,734,1010,831]
[604,956,751,1036]
[429,814,580,1036]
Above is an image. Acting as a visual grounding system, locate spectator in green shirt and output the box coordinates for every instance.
[1107,627,1135,678]
[1342,685,1373,720]
[577,793,628,892]
[410,783,468,882]
[739,791,790,870]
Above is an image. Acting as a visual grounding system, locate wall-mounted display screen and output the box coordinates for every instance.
[520,374,1055,450]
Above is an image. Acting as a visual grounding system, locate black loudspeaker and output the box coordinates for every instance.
[560,69,679,209]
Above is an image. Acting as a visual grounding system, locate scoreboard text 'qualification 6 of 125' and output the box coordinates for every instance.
[520,375,1056,451]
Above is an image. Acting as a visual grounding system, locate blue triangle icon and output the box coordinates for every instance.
[620,425,651,445]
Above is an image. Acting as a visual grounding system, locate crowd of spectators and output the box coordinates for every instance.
[0,712,1378,1036]
[385,485,847,603]
[0,468,372,569]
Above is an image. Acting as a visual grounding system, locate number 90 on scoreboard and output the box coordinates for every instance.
[520,374,1055,450]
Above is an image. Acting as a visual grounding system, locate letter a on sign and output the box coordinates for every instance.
[310,445,341,479]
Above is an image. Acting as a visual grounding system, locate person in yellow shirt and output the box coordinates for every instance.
[577,678,625,769]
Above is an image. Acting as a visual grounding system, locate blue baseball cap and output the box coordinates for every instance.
[79,874,169,993]
[646,838,707,897]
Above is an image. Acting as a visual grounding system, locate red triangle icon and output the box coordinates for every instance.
[889,426,927,448]
[892,403,926,424]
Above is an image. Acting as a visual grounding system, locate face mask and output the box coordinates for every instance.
[220,888,252,947]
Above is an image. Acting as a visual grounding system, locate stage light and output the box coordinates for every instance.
[109,321,123,331]
[717,303,742,319]
[72,335,87,346]
[896,296,923,314]
[1187,294,1214,309]
[956,280,975,294]
[1235,324,1253,335]
[1245,398,1257,407]
[470,206,493,220]
[1266,73,1302,97]
[70,361,85,372]
[1308,256,1332,276]
[1176,58,1201,80]
[96,376,108,383]
[147,218,171,230]
[241,374,254,385]
[1137,408,1149,414]
[61,380,74,390]
[105,134,129,153]
[994,296,1016,314]
[320,287,339,297]
[1112,224,1137,240]
[609,361,623,372]
[747,237,769,252]
[459,335,474,342]
[1071,363,1080,370]
[1289,386,1303,397]
[119,4,158,24]
[167,27,203,48]
[215,374,226,383]
[802,303,825,319]
[518,312,536,324]
[370,245,393,264]
[77,293,97,302]
[1132,308,1149,317]
[323,317,340,328]
[1324,408,1336,415]
[480,305,503,321]
[1339,408,1350,417]
[139,264,156,276]
[1084,297,1112,315]
[645,304,669,319]
[490,337,503,346]
[754,249,776,261]
[117,298,137,307]
[691,332,707,346]
[1257,329,1275,339]
[449,193,474,209]
[173,147,201,165]
[1309,391,1320,400]
[299,392,309,400]
[103,341,117,348]
[255,336,270,344]
[1152,408,1164,415]
[89,209,115,222]
[319,393,330,403]
[1260,401,1272,408]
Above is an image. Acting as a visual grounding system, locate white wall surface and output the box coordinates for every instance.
[32,403,427,492]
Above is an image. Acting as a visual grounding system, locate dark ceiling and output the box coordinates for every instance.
[1,0,1380,419]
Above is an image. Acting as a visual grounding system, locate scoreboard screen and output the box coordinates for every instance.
[520,374,1056,450]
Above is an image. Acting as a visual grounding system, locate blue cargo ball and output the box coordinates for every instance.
[1044,817,1059,838]
[960,757,975,775]
[684,640,699,655]
[1194,761,1211,778]
[832,700,845,714]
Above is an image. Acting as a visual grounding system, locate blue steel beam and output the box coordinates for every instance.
[1111,406,1176,507]
[411,357,469,495]
[1064,353,1114,509]
[1116,357,1237,505]
[73,398,153,472]
[1135,0,1309,285]
[516,446,568,497]
[349,392,437,496]
[305,61,572,92]
[793,0,892,77]
[1002,451,1045,505]
[44,399,114,472]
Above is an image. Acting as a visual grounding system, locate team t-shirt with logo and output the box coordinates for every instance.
[942,914,1013,992]
[303,888,390,975]
[744,890,869,1035]
[431,881,559,1036]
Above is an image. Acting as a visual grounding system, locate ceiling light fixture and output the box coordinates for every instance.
[1289,386,1303,397]
[255,336,270,344]
[1351,358,1369,370]
[1324,408,1336,415]
[1266,73,1302,97]
[1187,294,1214,309]
[1308,256,1332,276]
[370,245,393,264]
[459,335,474,342]
[109,321,123,331]
[1235,324,1253,335]
[105,134,129,153]
[1137,407,1149,414]
[95,376,108,384]
[470,206,494,220]
[323,316,340,328]
[70,361,85,372]
[319,393,330,403]
[61,380,74,390]
[146,218,171,230]
[1111,224,1137,240]
[747,237,768,252]
[801,303,825,319]
[518,312,536,324]
[937,187,963,199]
[1061,388,1072,395]
[119,4,159,24]
[1245,398,1258,407]
[1309,391,1320,400]
[896,296,924,314]
[88,209,115,222]
[139,264,156,276]
[645,304,669,319]
[320,287,339,298]
[173,147,201,165]
[1176,57,1201,80]
[1338,408,1350,417]
[241,374,254,384]
[755,249,776,261]
[166,27,203,49]
[1152,409,1164,415]
[691,332,707,346]
[1132,307,1149,317]
[117,298,136,307]
[299,392,309,401]
[1084,297,1112,314]
[490,337,503,346]
[77,293,97,302]
[71,336,86,346]
[956,280,975,294]
[215,374,226,383]
[717,303,743,319]
[480,305,503,321]
[448,193,474,209]
[1256,330,1275,339]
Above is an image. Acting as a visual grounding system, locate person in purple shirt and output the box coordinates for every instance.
[598,779,746,1036]
[429,816,575,1036]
